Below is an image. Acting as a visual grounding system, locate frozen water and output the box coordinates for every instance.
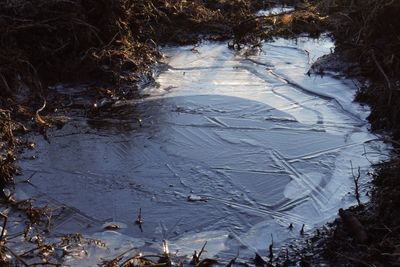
[18,36,388,264]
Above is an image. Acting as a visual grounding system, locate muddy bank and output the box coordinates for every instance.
[284,1,400,266]
[0,0,268,99]
[0,0,325,102]
[319,0,400,137]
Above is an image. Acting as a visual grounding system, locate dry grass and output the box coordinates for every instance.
[302,1,400,266]
[317,0,400,130]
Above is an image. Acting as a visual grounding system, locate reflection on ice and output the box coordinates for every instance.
[256,7,294,17]
[18,35,388,264]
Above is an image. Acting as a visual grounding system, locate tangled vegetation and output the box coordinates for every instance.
[0,0,325,103]
[318,0,400,137]
[299,1,400,266]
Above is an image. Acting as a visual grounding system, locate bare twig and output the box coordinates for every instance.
[300,224,305,235]
[4,246,29,267]
[350,161,361,205]
[197,241,207,260]
[371,50,393,105]
[0,73,13,96]
[0,212,7,241]
[226,249,239,267]
[268,234,273,262]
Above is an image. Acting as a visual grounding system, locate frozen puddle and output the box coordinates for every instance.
[19,36,387,264]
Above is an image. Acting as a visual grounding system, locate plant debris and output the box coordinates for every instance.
[274,1,400,266]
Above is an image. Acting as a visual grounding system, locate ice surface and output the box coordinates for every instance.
[18,36,388,264]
